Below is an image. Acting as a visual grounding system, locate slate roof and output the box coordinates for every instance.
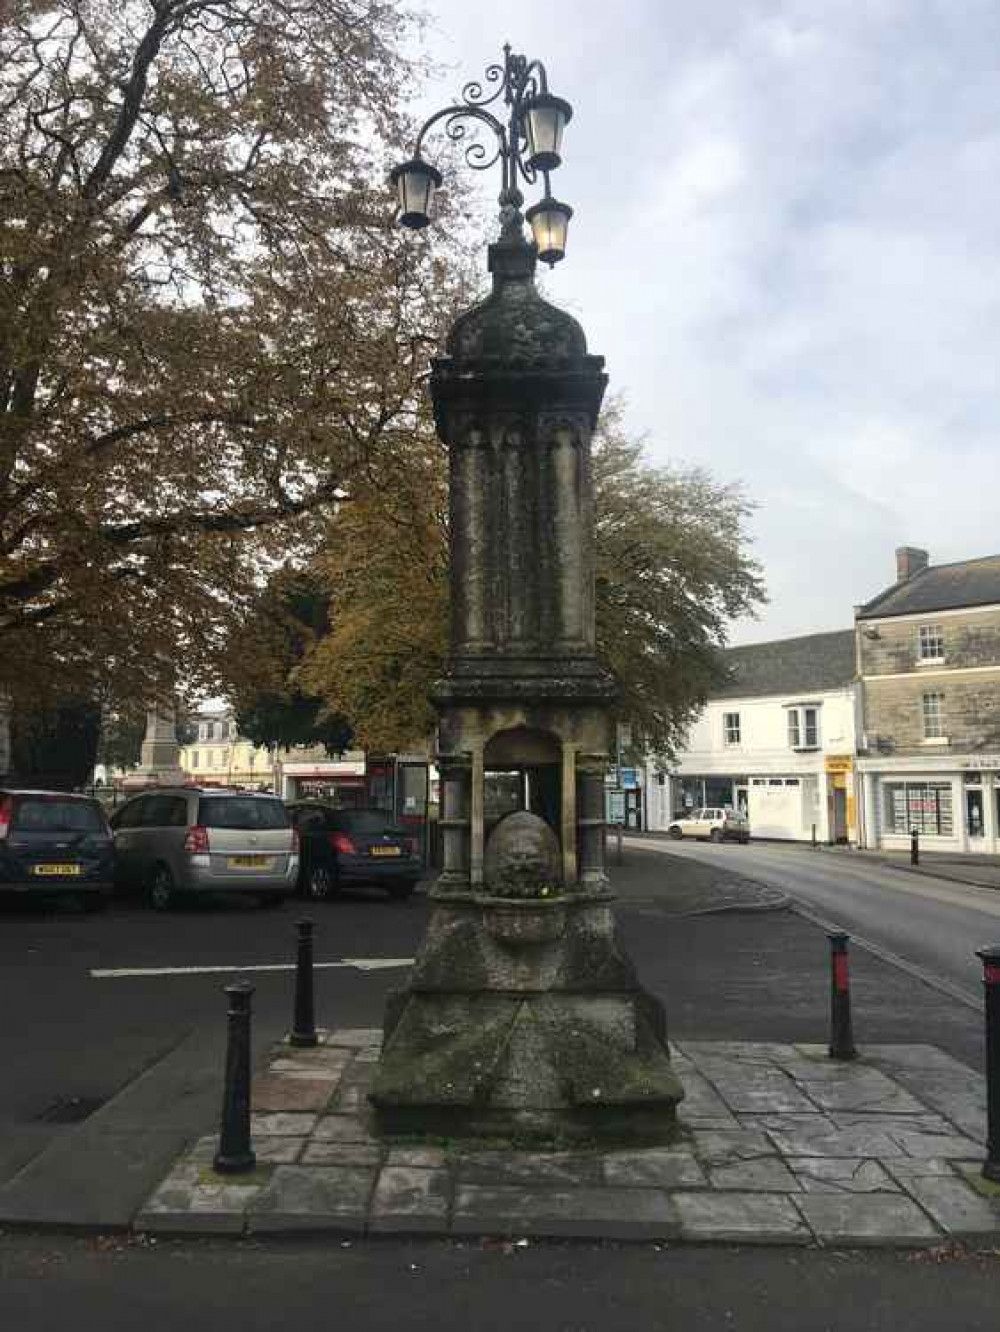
[857,554,1000,620]
[710,630,856,701]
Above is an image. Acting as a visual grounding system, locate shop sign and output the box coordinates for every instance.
[825,755,854,774]
[962,756,1000,771]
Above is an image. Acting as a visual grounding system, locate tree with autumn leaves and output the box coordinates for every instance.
[0,0,473,738]
[226,405,766,761]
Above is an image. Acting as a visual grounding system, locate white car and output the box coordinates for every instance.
[667,807,751,844]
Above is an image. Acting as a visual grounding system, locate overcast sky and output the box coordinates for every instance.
[408,0,1000,644]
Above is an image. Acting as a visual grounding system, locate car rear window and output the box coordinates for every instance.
[336,810,402,835]
[198,797,289,830]
[13,798,105,832]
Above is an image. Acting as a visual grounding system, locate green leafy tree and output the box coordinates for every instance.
[227,568,353,753]
[0,0,473,714]
[287,403,765,757]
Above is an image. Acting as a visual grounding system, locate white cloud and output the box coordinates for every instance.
[411,1,1000,640]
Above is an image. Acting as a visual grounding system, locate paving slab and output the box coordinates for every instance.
[116,1038,998,1248]
[793,1192,942,1246]
[673,1191,811,1244]
[370,1166,451,1234]
[452,1185,680,1241]
[247,1165,375,1234]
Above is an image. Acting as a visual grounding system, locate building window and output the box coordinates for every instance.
[884,781,953,836]
[191,751,199,769]
[787,705,820,750]
[198,722,209,741]
[723,712,741,746]
[917,624,944,663]
[922,692,945,740]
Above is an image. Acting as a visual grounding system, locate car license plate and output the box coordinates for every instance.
[32,863,81,876]
[227,855,275,870]
[370,846,402,858]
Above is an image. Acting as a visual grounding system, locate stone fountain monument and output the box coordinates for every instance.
[370,216,684,1140]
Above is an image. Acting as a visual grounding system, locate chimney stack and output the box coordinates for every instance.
[896,546,929,583]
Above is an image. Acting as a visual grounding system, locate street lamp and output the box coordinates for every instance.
[390,44,575,266]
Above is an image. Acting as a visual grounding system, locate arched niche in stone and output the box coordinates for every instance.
[483,724,562,845]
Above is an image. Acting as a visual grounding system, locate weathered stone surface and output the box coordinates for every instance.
[452,1185,679,1241]
[250,1113,319,1137]
[483,810,561,895]
[708,1159,801,1192]
[899,1175,1000,1239]
[311,1114,378,1144]
[252,1078,336,1113]
[673,1192,810,1244]
[247,1166,374,1233]
[385,1147,448,1169]
[691,1129,776,1167]
[301,1142,382,1167]
[794,1193,941,1245]
[789,1159,900,1194]
[603,1148,706,1189]
[751,1116,901,1159]
[457,1150,600,1188]
[792,1069,925,1115]
[370,1167,451,1233]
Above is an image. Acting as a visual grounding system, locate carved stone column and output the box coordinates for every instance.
[437,758,471,891]
[577,760,609,889]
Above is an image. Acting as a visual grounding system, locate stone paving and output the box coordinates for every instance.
[135,1031,1000,1246]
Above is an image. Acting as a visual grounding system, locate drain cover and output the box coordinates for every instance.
[37,1095,106,1124]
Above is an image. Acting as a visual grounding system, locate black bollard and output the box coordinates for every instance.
[811,823,817,850]
[290,918,318,1048]
[911,828,919,866]
[827,932,857,1061]
[975,947,1000,1182]
[214,979,256,1174]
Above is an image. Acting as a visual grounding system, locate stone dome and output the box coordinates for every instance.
[445,238,588,369]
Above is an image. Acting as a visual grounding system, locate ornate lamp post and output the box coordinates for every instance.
[371,46,684,1142]
[390,44,574,265]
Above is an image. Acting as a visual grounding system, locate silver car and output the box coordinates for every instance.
[110,787,298,910]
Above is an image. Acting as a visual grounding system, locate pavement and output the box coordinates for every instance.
[2,852,999,1252]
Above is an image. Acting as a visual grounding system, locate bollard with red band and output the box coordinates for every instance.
[975,946,1000,1181]
[827,932,857,1061]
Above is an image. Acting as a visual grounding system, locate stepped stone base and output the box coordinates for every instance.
[370,888,684,1142]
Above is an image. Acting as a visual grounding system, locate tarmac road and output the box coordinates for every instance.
[629,838,1000,1009]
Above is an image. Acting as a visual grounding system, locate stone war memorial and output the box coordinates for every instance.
[369,45,685,1141]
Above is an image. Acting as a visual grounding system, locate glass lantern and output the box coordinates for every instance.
[526,196,573,266]
[519,93,573,172]
[389,158,443,230]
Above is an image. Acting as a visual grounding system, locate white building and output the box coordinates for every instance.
[646,630,860,844]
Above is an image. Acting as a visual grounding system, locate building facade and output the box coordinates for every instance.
[179,707,276,791]
[855,547,1000,855]
[646,631,860,844]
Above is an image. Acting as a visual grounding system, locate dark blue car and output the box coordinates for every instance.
[0,789,113,911]
[287,803,422,902]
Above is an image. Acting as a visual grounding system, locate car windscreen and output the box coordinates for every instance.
[198,797,289,830]
[337,810,404,835]
[13,798,104,832]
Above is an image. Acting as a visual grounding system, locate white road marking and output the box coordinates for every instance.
[90,958,414,979]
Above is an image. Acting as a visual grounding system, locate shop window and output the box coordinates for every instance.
[922,692,945,740]
[884,781,953,836]
[723,712,741,746]
[787,705,820,750]
[917,624,944,663]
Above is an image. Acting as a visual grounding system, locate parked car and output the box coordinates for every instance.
[666,807,751,844]
[287,803,423,902]
[0,788,113,911]
[109,787,298,910]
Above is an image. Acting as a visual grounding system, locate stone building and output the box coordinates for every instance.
[645,630,860,843]
[855,547,1000,854]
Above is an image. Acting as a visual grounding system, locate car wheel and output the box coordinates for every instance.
[709,829,723,844]
[148,864,176,912]
[667,826,683,840]
[387,879,418,902]
[305,864,337,902]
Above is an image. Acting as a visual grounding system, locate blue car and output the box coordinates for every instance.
[0,788,114,911]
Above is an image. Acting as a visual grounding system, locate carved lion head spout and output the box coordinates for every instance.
[484,810,562,898]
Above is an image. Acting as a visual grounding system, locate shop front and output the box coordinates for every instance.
[858,753,1000,854]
